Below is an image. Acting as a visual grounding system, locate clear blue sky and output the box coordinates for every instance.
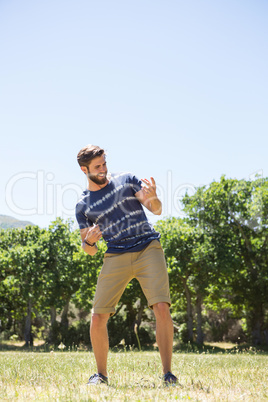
[1,0,267,228]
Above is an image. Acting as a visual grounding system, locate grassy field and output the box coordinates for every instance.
[0,346,268,401]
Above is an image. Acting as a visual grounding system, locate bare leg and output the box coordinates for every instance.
[153,302,174,374]
[90,313,110,377]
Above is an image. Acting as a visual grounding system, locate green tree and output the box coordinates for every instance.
[0,229,24,335]
[42,219,86,343]
[156,218,215,344]
[183,175,268,344]
[1,226,49,345]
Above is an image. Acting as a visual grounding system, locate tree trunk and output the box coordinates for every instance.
[196,294,204,345]
[251,308,263,345]
[125,301,139,346]
[249,302,264,345]
[48,306,58,344]
[134,298,144,330]
[24,299,33,347]
[134,298,144,351]
[252,319,262,345]
[182,278,194,343]
[50,306,57,326]
[61,299,70,329]
[60,299,70,345]
[264,329,268,346]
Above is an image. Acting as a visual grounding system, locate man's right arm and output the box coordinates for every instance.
[80,225,102,256]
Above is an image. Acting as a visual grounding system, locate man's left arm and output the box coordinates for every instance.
[135,177,162,215]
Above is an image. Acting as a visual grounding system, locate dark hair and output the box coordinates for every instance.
[77,144,105,167]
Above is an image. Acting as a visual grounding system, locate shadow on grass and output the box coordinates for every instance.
[0,342,49,352]
[0,341,90,353]
[173,342,268,355]
[109,342,268,355]
[1,341,268,354]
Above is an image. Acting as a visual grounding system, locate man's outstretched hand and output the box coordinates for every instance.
[141,177,157,199]
[136,177,162,215]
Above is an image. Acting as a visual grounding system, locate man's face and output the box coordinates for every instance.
[87,154,108,185]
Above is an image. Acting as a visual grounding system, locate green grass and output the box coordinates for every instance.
[0,348,267,401]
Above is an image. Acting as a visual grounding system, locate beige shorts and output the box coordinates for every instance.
[92,240,171,316]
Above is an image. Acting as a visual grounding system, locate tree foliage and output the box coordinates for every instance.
[0,176,268,347]
[182,175,268,344]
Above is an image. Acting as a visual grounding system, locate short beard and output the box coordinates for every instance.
[88,173,107,185]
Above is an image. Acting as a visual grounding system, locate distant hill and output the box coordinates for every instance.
[0,215,35,229]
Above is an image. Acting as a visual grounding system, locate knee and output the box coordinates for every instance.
[90,313,109,329]
[153,302,171,321]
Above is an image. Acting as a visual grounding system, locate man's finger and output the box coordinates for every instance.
[150,177,156,186]
[141,178,150,185]
[141,178,154,187]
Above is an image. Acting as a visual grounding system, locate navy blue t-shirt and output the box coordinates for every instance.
[75,172,160,253]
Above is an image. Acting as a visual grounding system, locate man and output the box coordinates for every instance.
[75,144,177,386]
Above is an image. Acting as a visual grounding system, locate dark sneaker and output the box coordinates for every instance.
[87,373,108,385]
[163,371,178,386]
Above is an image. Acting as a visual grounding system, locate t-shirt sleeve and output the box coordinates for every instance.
[129,174,142,194]
[75,202,93,229]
